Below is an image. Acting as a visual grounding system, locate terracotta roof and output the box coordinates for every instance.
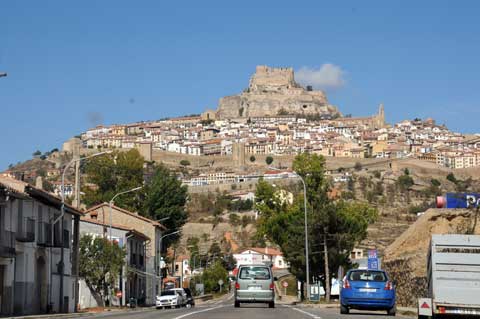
[85,202,167,230]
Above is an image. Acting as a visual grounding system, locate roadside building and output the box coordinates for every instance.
[83,203,166,306]
[78,217,149,308]
[233,247,289,270]
[0,176,82,316]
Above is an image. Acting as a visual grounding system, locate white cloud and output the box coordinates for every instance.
[295,63,346,91]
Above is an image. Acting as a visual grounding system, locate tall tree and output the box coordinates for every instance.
[79,234,126,306]
[141,164,188,248]
[82,149,145,211]
[256,153,378,292]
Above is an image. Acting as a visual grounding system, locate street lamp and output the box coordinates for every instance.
[268,167,310,299]
[159,230,180,293]
[109,186,143,239]
[56,150,111,312]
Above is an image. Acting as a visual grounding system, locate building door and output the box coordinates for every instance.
[35,257,47,313]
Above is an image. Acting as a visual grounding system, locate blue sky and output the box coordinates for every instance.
[1,1,480,170]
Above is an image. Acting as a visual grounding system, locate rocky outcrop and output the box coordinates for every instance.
[216,65,340,119]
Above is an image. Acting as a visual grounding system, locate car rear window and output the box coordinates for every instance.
[239,266,271,280]
[161,290,175,296]
[348,270,387,282]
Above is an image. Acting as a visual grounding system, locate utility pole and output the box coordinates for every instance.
[323,232,331,302]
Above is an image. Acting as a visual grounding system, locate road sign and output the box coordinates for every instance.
[368,249,377,259]
[368,258,379,270]
[218,279,224,286]
[418,298,433,316]
[282,281,289,288]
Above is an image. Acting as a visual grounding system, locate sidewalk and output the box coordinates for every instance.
[296,301,417,315]
[1,307,156,319]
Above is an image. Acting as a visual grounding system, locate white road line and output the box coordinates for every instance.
[283,305,322,319]
[172,305,224,319]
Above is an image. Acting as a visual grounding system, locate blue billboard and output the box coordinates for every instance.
[437,193,480,209]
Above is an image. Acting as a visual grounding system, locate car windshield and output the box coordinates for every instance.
[239,266,271,280]
[348,270,387,282]
[160,290,175,296]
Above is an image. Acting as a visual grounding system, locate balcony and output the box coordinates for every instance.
[37,222,52,246]
[0,230,15,257]
[16,217,35,242]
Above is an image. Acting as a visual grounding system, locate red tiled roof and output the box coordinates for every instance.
[85,202,167,230]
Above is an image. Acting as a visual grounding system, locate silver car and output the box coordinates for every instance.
[234,264,276,308]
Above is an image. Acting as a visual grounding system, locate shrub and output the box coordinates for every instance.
[180,159,191,166]
[266,156,274,165]
[250,155,256,162]
[354,162,362,171]
[446,173,457,184]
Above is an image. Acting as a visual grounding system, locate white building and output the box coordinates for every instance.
[78,218,149,308]
[233,247,289,270]
[0,176,82,316]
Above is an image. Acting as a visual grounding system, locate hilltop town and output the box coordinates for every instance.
[73,65,479,175]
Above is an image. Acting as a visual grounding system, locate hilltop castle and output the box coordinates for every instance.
[215,65,341,119]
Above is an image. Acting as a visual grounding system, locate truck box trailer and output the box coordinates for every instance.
[418,234,480,318]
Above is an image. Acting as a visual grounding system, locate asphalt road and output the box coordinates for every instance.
[86,295,415,319]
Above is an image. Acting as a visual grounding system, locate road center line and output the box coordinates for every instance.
[283,305,322,319]
[172,305,225,319]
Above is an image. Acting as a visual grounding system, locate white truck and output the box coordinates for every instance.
[418,234,480,318]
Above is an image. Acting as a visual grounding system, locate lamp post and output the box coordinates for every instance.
[158,230,180,294]
[268,167,310,299]
[108,186,143,239]
[57,151,111,312]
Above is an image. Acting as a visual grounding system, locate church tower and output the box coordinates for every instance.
[376,103,385,128]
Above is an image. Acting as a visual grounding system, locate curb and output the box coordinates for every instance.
[4,307,159,319]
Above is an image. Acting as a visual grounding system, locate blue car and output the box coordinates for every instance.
[340,269,396,316]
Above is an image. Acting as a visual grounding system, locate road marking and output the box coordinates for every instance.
[172,305,224,319]
[284,305,322,319]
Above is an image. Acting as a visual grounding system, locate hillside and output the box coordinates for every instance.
[383,208,480,306]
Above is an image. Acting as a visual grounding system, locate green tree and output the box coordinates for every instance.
[79,234,126,306]
[208,242,222,257]
[180,159,191,166]
[202,260,228,293]
[250,155,256,162]
[396,174,414,192]
[83,149,145,212]
[141,164,188,248]
[256,153,378,288]
[33,150,42,157]
[229,213,240,226]
[446,173,457,184]
[266,156,274,165]
[431,179,441,187]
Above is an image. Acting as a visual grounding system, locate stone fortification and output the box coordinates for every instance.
[216,65,340,119]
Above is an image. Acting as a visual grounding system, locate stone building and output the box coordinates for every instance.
[78,218,149,308]
[216,65,340,119]
[83,203,166,306]
[0,176,82,316]
[334,104,386,130]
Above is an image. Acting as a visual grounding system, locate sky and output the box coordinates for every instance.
[1,1,480,170]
